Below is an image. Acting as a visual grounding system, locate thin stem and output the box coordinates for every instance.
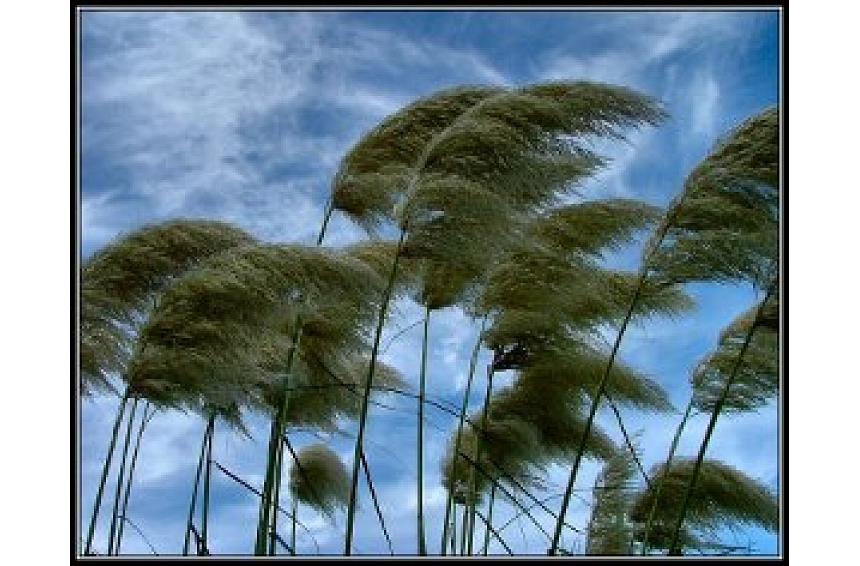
[416,305,431,555]
[449,502,457,555]
[459,503,469,555]
[316,196,335,246]
[467,360,496,555]
[473,507,514,556]
[84,388,130,555]
[212,459,321,555]
[440,318,487,555]
[114,402,154,554]
[183,414,215,555]
[548,272,647,555]
[255,314,303,555]
[118,516,159,555]
[604,392,651,487]
[106,396,139,555]
[344,229,407,555]
[268,433,285,556]
[290,498,298,556]
[666,283,776,555]
[481,483,497,555]
[640,398,694,554]
[201,413,216,554]
[360,450,395,556]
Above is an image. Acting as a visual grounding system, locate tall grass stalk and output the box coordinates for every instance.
[360,450,395,555]
[666,283,776,554]
[84,388,130,555]
[440,318,487,555]
[548,200,684,554]
[254,315,303,555]
[344,230,407,555]
[114,402,154,554]
[415,305,432,554]
[201,413,215,553]
[481,483,497,555]
[183,414,215,555]
[290,497,298,556]
[466,362,497,554]
[640,398,694,554]
[106,396,139,555]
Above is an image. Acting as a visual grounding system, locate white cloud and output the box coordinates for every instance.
[690,72,722,138]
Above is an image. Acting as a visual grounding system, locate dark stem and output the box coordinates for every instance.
[106,396,139,555]
[440,318,486,554]
[360,450,395,556]
[416,305,431,555]
[83,388,130,555]
[114,402,154,554]
[212,459,321,555]
[183,414,215,555]
[548,273,647,555]
[481,483,497,555]
[466,359,496,554]
[666,283,777,554]
[640,398,694,554]
[344,229,407,555]
[316,197,335,246]
[254,314,303,555]
[201,412,216,554]
[290,498,298,556]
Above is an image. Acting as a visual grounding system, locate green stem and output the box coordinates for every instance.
[344,229,407,555]
[605,392,651,487]
[640,398,694,555]
[481,483,497,555]
[290,498,298,556]
[212,459,321,554]
[254,414,281,554]
[268,435,285,556]
[548,272,647,555]
[459,503,469,556]
[360,450,395,555]
[106,396,139,555]
[440,317,486,555]
[449,502,457,555]
[316,197,335,246]
[84,388,130,555]
[183,414,215,555]
[417,305,431,555]
[114,402,153,554]
[255,315,303,555]
[467,360,496,555]
[666,283,776,555]
[201,412,216,554]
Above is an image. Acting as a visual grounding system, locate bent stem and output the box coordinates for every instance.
[106,396,139,555]
[440,317,487,555]
[666,283,777,555]
[84,388,130,555]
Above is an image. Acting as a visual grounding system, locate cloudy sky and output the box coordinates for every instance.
[78,8,781,556]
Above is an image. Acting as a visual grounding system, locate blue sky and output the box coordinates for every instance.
[79,8,781,556]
